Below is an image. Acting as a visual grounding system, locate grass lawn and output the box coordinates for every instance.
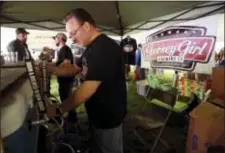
[50,76,147,119]
[50,70,175,117]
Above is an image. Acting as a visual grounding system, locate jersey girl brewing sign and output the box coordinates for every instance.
[142,14,220,74]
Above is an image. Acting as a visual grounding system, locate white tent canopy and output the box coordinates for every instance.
[1,1,224,36]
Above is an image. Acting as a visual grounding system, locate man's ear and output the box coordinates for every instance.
[83,22,91,32]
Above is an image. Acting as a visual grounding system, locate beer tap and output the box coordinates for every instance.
[24,48,63,134]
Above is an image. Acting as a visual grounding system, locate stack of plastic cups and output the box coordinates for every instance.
[7,52,18,63]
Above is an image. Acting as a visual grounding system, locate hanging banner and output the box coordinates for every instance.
[142,14,221,74]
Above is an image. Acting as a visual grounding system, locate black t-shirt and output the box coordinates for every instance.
[120,37,137,65]
[56,45,74,83]
[76,34,127,129]
[7,39,31,61]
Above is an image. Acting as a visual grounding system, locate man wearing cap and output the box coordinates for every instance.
[52,32,77,123]
[7,28,30,61]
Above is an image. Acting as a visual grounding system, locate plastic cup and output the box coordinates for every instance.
[14,52,18,62]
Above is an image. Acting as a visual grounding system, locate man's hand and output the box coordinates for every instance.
[59,81,101,113]
[58,62,73,69]
[47,62,81,77]
[46,62,56,66]
[46,64,57,74]
[35,66,42,78]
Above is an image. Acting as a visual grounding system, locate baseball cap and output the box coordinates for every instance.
[16,28,29,34]
[52,33,67,42]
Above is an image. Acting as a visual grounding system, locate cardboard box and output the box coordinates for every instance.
[211,67,224,100]
[211,98,224,107]
[186,102,224,153]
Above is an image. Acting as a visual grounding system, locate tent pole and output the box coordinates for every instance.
[0,15,52,30]
[0,15,121,35]
[195,5,225,19]
[115,1,124,39]
[2,19,54,24]
[0,1,3,10]
[96,26,120,35]
[124,6,197,34]
[195,2,225,9]
[124,2,225,34]
[124,4,224,32]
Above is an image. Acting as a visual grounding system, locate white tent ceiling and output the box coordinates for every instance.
[0,1,224,36]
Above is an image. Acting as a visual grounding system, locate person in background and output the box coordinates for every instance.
[71,43,85,63]
[39,47,54,62]
[52,33,78,123]
[46,8,127,153]
[172,71,179,88]
[71,44,86,87]
[135,44,145,80]
[39,47,55,96]
[7,27,41,83]
[7,28,31,61]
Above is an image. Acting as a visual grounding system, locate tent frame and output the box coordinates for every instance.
[0,1,224,36]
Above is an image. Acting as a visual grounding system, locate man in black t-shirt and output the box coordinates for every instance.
[7,28,31,61]
[52,33,77,123]
[47,8,127,153]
